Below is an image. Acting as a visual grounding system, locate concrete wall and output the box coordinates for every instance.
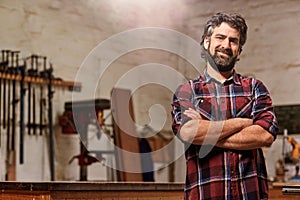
[0,0,299,182]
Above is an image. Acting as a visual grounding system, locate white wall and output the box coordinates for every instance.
[0,0,299,182]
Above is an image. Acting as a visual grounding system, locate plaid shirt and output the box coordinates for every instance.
[171,70,278,200]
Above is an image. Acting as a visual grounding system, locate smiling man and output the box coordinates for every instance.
[171,12,278,199]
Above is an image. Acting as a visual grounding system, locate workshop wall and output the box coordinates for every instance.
[0,0,299,182]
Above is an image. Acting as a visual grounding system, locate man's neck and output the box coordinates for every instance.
[206,63,234,83]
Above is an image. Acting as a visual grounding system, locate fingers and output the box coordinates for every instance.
[184,108,202,119]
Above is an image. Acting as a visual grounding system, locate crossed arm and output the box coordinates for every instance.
[179,108,274,150]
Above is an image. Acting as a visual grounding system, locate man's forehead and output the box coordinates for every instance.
[213,22,240,37]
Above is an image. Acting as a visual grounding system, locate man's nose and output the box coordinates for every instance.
[221,38,231,49]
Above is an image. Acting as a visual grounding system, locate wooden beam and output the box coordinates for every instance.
[0,72,81,92]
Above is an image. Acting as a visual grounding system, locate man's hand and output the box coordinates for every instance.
[184,108,202,120]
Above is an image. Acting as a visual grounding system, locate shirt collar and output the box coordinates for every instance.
[202,69,242,85]
[232,70,242,85]
[202,70,213,84]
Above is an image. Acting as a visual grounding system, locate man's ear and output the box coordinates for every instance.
[236,48,242,61]
[239,47,243,54]
[203,37,209,50]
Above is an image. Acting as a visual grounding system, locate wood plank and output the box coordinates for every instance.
[0,191,51,200]
[111,88,143,181]
[6,151,16,181]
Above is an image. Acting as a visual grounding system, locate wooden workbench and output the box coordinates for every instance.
[269,181,300,199]
[0,181,184,200]
[3,181,299,199]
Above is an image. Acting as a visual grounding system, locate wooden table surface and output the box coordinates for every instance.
[2,181,299,200]
[0,181,185,200]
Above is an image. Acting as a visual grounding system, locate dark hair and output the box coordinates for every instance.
[200,12,248,51]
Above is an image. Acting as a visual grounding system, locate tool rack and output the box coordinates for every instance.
[0,49,81,181]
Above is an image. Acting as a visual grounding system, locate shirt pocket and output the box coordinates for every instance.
[193,95,217,121]
[235,94,253,118]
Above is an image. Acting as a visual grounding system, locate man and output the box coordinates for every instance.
[171,12,278,199]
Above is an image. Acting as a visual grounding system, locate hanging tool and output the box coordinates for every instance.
[0,50,8,147]
[27,55,40,134]
[5,51,12,181]
[0,53,8,68]
[6,51,14,151]
[7,51,20,150]
[19,59,26,164]
[0,50,5,123]
[27,56,32,135]
[27,55,37,134]
[2,50,10,129]
[1,50,5,134]
[32,55,38,135]
[11,51,20,151]
[47,63,55,181]
[39,57,47,135]
[6,51,11,154]
[5,50,20,181]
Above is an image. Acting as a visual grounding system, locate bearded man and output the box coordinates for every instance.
[171,12,278,200]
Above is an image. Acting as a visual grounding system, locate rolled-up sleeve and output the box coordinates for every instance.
[171,82,194,138]
[252,79,278,139]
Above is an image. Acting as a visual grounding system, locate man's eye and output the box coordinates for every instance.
[230,39,239,45]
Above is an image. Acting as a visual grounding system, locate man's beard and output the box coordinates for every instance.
[208,46,238,72]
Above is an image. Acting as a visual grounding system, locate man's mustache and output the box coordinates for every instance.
[216,48,233,57]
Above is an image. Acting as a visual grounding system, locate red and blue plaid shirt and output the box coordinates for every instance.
[171,70,278,200]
